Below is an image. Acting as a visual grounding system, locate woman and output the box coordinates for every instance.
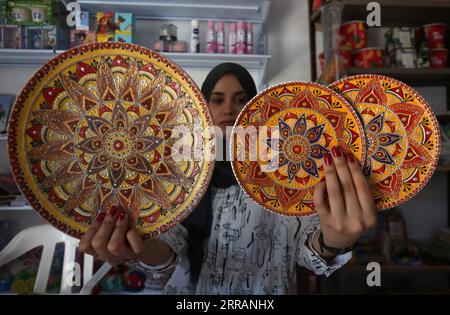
[79,63,377,294]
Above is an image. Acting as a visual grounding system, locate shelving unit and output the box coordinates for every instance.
[308,3,450,163]
[0,0,272,88]
[0,205,33,212]
[311,0,450,25]
[307,2,450,294]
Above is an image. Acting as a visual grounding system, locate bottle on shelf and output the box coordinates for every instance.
[190,19,200,53]
[206,20,217,53]
[236,20,246,54]
[246,22,253,54]
[216,21,225,54]
[228,22,237,54]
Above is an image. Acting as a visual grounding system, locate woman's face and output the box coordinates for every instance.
[208,73,248,136]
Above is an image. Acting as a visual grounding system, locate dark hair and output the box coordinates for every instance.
[201,62,257,103]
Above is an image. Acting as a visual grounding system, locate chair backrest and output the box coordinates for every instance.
[0,224,111,295]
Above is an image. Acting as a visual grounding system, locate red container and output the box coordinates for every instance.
[353,47,384,68]
[429,48,448,68]
[318,49,352,71]
[319,52,325,71]
[339,20,367,50]
[340,49,352,68]
[424,23,447,49]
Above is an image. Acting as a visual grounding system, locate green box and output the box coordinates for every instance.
[2,0,55,26]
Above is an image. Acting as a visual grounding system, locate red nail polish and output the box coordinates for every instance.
[109,206,119,217]
[118,211,126,221]
[331,146,341,158]
[324,153,333,166]
[346,152,355,163]
[95,212,106,223]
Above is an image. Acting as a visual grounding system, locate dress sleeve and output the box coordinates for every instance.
[295,215,352,277]
[134,224,190,293]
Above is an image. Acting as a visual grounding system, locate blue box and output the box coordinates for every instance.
[0,94,15,133]
[76,11,90,31]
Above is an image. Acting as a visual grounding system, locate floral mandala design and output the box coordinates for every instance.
[231,82,366,217]
[329,75,440,210]
[8,43,214,239]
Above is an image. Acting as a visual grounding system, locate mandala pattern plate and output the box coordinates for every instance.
[231,82,366,217]
[329,74,440,210]
[8,42,215,239]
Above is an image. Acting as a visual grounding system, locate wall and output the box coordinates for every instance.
[267,0,312,84]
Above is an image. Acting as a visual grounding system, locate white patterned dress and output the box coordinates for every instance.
[138,185,351,295]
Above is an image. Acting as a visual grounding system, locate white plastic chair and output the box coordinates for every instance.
[0,224,111,295]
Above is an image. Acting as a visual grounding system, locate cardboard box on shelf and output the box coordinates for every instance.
[115,12,133,33]
[0,94,15,134]
[25,25,69,50]
[0,25,25,49]
[96,33,114,43]
[76,11,90,31]
[70,29,96,47]
[1,0,55,26]
[96,12,115,34]
[114,32,132,43]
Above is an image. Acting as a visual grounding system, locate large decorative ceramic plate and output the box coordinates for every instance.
[329,74,440,210]
[231,82,366,216]
[8,42,214,239]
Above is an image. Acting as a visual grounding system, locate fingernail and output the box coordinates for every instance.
[95,212,106,223]
[346,152,355,163]
[118,211,126,221]
[331,146,342,158]
[324,152,333,166]
[320,177,325,182]
[109,206,119,217]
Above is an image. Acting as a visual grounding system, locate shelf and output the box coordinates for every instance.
[311,0,450,25]
[437,164,450,172]
[164,52,270,69]
[0,205,33,211]
[345,67,450,86]
[77,0,271,23]
[341,264,450,272]
[0,48,270,69]
[0,49,65,66]
[324,0,450,9]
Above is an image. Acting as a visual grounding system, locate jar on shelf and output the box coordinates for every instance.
[159,24,178,52]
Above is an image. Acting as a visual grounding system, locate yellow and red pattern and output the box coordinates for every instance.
[231,82,366,217]
[8,42,215,239]
[329,74,440,210]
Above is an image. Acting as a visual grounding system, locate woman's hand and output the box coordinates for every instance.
[79,206,172,266]
[313,146,377,257]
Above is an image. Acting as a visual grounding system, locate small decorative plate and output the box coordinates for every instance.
[329,74,441,210]
[231,81,366,216]
[8,42,215,239]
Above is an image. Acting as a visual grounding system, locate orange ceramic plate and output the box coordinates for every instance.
[231,81,366,217]
[329,74,440,210]
[8,42,214,239]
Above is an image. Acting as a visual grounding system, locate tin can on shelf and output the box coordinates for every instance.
[340,48,353,68]
[429,48,448,68]
[394,48,417,68]
[353,47,384,68]
[338,20,367,50]
[424,23,447,49]
[319,49,352,71]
